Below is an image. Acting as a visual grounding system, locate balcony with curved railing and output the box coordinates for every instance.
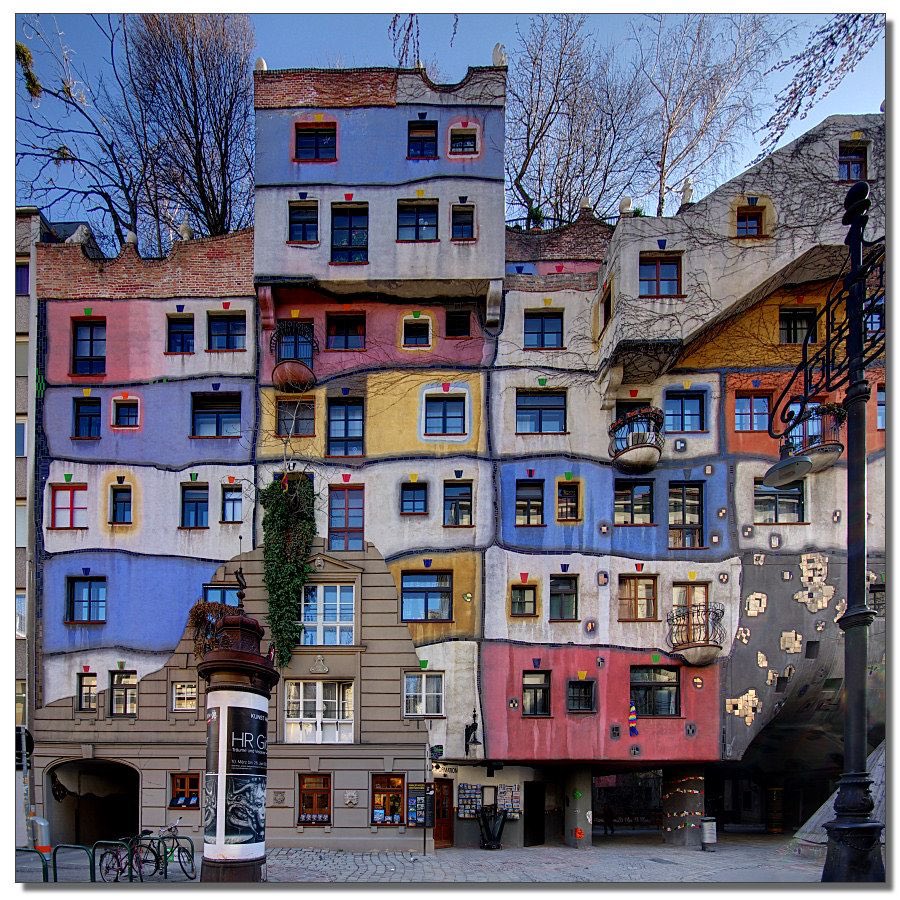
[608,407,666,473]
[666,601,726,666]
[271,321,317,392]
[783,404,846,474]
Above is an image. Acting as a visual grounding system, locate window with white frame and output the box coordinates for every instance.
[301,584,355,645]
[284,680,353,743]
[403,671,444,717]
[172,681,198,711]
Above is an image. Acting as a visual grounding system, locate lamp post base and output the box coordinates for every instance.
[200,856,265,883]
[821,820,885,882]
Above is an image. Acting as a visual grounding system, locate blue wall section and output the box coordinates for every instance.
[42,552,219,654]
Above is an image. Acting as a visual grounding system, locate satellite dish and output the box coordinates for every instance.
[762,453,812,488]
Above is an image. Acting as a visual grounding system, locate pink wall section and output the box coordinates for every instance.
[480,643,721,763]
[533,260,601,276]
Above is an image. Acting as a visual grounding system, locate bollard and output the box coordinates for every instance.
[30,816,51,854]
[700,816,717,851]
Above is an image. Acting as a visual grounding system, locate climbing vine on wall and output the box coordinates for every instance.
[259,476,317,668]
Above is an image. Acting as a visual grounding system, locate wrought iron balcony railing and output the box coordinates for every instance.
[783,405,846,473]
[666,601,726,658]
[607,407,666,473]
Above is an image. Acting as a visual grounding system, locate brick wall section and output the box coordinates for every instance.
[254,68,398,109]
[36,229,255,300]
[506,212,613,262]
[504,272,599,292]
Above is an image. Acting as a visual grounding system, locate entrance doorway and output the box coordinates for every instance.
[45,760,139,846]
[433,778,454,848]
[523,781,545,846]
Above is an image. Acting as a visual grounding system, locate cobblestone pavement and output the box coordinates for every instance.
[17,834,826,884]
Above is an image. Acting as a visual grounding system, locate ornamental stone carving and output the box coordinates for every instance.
[344,790,359,807]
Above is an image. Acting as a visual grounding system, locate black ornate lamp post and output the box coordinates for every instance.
[766,181,884,881]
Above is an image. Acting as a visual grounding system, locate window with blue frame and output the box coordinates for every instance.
[167,316,194,353]
[401,572,452,621]
[72,320,106,374]
[327,399,364,456]
[289,202,318,242]
[204,585,240,606]
[277,321,314,365]
[516,391,566,433]
[73,398,101,438]
[208,314,246,351]
[425,396,466,435]
[401,483,427,514]
[295,124,336,161]
[665,392,705,432]
[181,486,209,528]
[66,576,107,623]
[523,311,563,348]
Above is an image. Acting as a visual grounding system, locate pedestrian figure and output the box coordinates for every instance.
[602,803,615,836]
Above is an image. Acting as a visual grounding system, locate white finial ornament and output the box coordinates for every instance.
[492,43,508,66]
[680,176,694,205]
[177,217,194,241]
[124,230,138,245]
[618,196,633,216]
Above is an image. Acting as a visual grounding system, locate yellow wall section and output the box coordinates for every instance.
[98,470,141,537]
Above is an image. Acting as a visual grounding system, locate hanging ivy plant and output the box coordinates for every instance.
[188,600,231,659]
[259,475,317,668]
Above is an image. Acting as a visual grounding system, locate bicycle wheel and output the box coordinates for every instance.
[177,846,196,880]
[98,850,121,883]
[131,843,160,880]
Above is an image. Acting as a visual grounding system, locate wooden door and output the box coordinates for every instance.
[433,778,454,848]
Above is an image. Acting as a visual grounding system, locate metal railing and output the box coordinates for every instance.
[783,407,845,455]
[666,602,726,651]
[607,408,666,461]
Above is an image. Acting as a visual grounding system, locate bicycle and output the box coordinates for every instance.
[145,817,196,880]
[98,831,158,883]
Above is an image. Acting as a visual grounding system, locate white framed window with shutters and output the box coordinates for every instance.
[403,671,444,717]
[285,680,354,744]
[300,584,355,645]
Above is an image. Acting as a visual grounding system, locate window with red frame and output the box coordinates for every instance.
[52,484,88,528]
[736,207,764,237]
[169,773,200,808]
[639,256,681,297]
[328,486,364,551]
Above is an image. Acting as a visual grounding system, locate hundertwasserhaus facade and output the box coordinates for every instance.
[23,56,884,853]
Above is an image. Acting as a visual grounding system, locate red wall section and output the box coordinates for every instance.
[480,643,721,763]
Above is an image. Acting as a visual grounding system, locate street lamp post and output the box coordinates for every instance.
[766,181,884,882]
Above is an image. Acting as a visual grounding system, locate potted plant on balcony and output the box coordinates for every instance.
[794,401,847,473]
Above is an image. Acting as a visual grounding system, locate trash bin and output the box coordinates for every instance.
[700,816,716,852]
[31,817,51,854]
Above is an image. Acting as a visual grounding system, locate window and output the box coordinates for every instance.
[331,205,368,263]
[73,398,101,438]
[524,311,563,349]
[668,482,704,548]
[567,680,595,713]
[786,400,822,446]
[327,399,364,456]
[192,393,241,437]
[16,420,26,457]
[16,593,26,638]
[113,400,139,428]
[167,316,194,353]
[736,208,764,237]
[222,486,242,523]
[15,503,26,547]
[511,585,536,617]
[110,486,132,524]
[445,310,471,337]
[865,299,885,337]
[639,256,681,297]
[401,572,452,621]
[298,774,332,825]
[780,308,817,344]
[170,773,200,808]
[838,142,867,181]
[403,320,430,346]
[16,680,26,726]
[665,392,705,432]
[328,485,364,550]
[181,486,209,529]
[301,584,355,645]
[285,680,353,743]
[326,314,365,350]
[515,480,544,526]
[397,201,438,241]
[672,583,711,646]
[289,202,318,242]
[277,399,315,437]
[204,585,240,606]
[877,385,885,430]
[295,124,336,161]
[557,483,579,522]
[72,320,106,374]
[110,671,137,716]
[52,484,87,529]
[754,479,804,524]
[549,575,577,621]
[449,127,477,155]
[404,672,444,716]
[77,673,97,712]
[425,396,466,435]
[618,576,658,621]
[208,314,246,351]
[277,321,315,366]
[172,682,198,711]
[614,480,653,525]
[522,672,550,716]
[735,394,770,431]
[16,262,29,295]
[15,339,28,377]
[516,391,566,433]
[371,774,405,825]
[630,667,679,716]
[400,482,427,514]
[443,481,472,526]
[408,120,438,158]
[451,205,474,240]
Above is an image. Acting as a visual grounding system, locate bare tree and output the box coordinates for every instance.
[629,14,790,216]
[756,14,885,159]
[388,14,458,67]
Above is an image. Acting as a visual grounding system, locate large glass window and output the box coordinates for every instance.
[327,399,364,456]
[301,584,355,645]
[614,480,653,525]
[522,672,550,716]
[618,576,658,621]
[397,202,438,241]
[73,398,101,438]
[549,576,577,621]
[665,392,704,432]
[779,308,817,344]
[425,396,466,435]
[515,480,544,526]
[52,484,87,529]
[191,393,241,437]
[523,312,563,349]
[371,774,405,825]
[328,486,364,551]
[295,124,336,161]
[326,314,366,350]
[181,486,209,528]
[167,316,194,353]
[401,572,452,621]
[668,482,704,548]
[403,672,444,717]
[285,680,353,743]
[408,121,437,158]
[208,314,246,351]
[443,482,472,526]
[298,774,332,825]
[289,202,319,242]
[516,391,566,433]
[72,320,106,374]
[639,257,681,297]
[630,667,679,716]
[735,394,770,431]
[754,479,804,523]
[110,671,138,716]
[331,205,368,263]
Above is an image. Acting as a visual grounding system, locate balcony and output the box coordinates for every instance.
[783,404,846,474]
[271,320,317,392]
[608,407,665,473]
[666,601,726,666]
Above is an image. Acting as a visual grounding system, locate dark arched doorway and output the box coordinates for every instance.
[45,760,139,846]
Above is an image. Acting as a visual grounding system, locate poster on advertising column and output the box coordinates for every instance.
[224,706,268,845]
[204,707,220,844]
